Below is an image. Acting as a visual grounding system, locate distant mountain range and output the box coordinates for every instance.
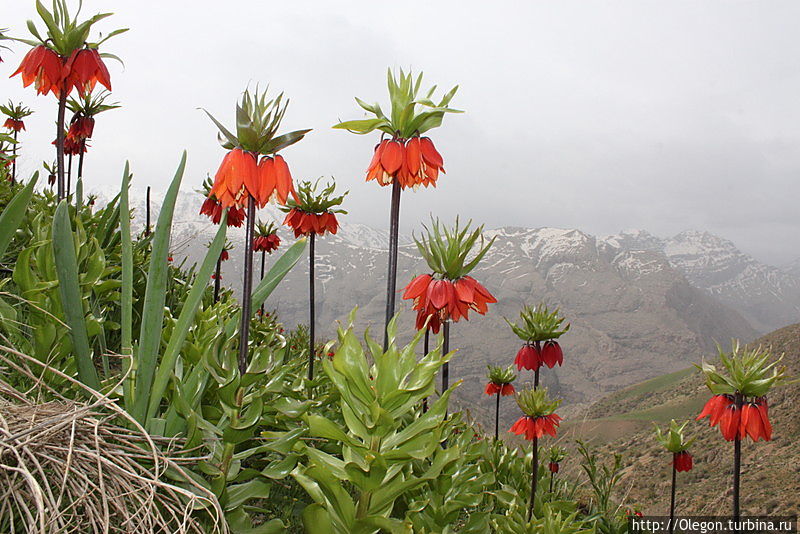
[111,188,799,423]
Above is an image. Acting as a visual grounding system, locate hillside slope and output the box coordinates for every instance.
[569,323,800,516]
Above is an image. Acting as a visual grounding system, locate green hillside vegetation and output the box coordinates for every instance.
[569,325,800,516]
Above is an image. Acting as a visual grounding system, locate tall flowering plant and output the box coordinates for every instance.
[65,90,118,192]
[546,445,567,495]
[209,239,233,303]
[403,218,496,391]
[696,341,787,523]
[0,101,33,184]
[485,365,516,440]
[204,86,309,374]
[509,387,562,520]
[253,220,281,319]
[507,304,570,387]
[654,420,695,534]
[281,179,347,380]
[10,0,126,200]
[335,69,461,349]
[198,177,245,228]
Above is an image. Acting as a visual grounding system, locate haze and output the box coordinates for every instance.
[3,0,799,265]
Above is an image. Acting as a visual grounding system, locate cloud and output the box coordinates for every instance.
[3,0,799,265]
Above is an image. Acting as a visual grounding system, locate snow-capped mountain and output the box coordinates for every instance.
[604,230,800,333]
[108,188,764,424]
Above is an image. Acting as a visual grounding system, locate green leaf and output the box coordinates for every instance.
[132,152,187,422]
[119,163,134,408]
[52,200,100,390]
[146,214,228,422]
[302,504,335,534]
[0,173,37,259]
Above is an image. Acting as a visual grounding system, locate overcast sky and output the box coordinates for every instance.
[4,0,799,265]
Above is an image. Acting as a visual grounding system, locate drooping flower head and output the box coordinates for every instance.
[1,101,33,132]
[66,90,118,141]
[547,446,567,473]
[198,176,245,228]
[204,87,310,209]
[403,218,496,333]
[506,304,570,371]
[334,69,462,189]
[485,365,517,396]
[209,239,233,263]
[654,419,695,472]
[9,0,125,98]
[280,179,347,238]
[509,387,562,441]
[253,220,281,253]
[696,341,786,442]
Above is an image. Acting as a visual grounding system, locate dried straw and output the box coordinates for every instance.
[0,345,226,533]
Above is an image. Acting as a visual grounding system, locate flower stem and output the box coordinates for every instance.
[145,186,151,237]
[237,198,256,376]
[422,328,430,413]
[442,321,450,419]
[494,390,501,440]
[383,180,402,351]
[534,341,541,388]
[259,250,266,321]
[213,255,222,303]
[56,88,67,201]
[77,143,85,185]
[669,460,677,534]
[11,130,17,185]
[442,321,450,391]
[67,153,72,198]
[549,469,554,495]
[528,437,539,521]
[308,232,316,381]
[733,392,743,526]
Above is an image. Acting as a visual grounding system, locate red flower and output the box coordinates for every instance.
[548,462,560,473]
[209,149,297,209]
[210,148,257,208]
[227,205,246,227]
[403,274,496,331]
[3,118,25,132]
[11,45,65,96]
[741,397,772,442]
[509,414,561,440]
[211,273,221,280]
[485,382,515,396]
[200,196,245,228]
[67,116,95,140]
[219,249,229,262]
[253,233,281,253]
[672,451,693,472]
[366,137,445,189]
[167,255,173,262]
[515,344,541,371]
[63,136,87,155]
[540,340,563,368]
[697,394,734,427]
[63,48,111,97]
[719,404,744,441]
[283,208,339,238]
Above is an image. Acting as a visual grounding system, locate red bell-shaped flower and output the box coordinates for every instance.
[540,340,564,368]
[673,451,693,472]
[11,45,64,96]
[515,344,541,371]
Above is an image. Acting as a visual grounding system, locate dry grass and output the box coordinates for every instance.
[0,345,227,534]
